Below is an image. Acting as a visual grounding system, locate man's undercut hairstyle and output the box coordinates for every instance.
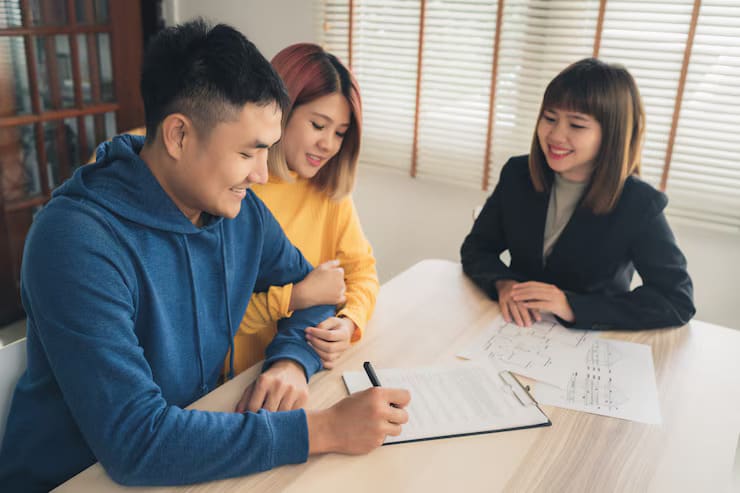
[140,19,289,142]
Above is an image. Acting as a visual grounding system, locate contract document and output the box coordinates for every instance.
[342,364,550,444]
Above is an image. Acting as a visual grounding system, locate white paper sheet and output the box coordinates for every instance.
[533,338,662,424]
[342,364,550,444]
[457,315,598,386]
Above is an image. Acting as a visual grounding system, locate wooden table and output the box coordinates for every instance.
[56,259,740,492]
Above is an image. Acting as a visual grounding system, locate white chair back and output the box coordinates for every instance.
[0,338,27,444]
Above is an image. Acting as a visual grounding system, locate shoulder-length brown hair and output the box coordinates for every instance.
[529,58,645,214]
[268,43,362,200]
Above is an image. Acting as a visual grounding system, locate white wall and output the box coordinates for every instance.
[158,1,740,331]
[164,0,317,60]
[353,166,740,330]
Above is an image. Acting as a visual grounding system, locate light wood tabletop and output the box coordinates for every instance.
[56,259,740,493]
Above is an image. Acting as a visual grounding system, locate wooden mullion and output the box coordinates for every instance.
[21,0,42,116]
[86,41,105,140]
[20,0,50,198]
[0,103,119,127]
[40,0,72,183]
[0,209,25,325]
[83,0,95,24]
[0,24,111,36]
[4,195,50,213]
[77,114,89,161]
[46,37,73,181]
[42,36,62,109]
[67,0,87,166]
[33,123,49,196]
[84,0,104,142]
[410,0,427,178]
[53,120,73,182]
[108,0,144,132]
[32,110,51,195]
[67,0,83,107]
[93,113,106,146]
[660,0,701,191]
[84,0,101,103]
[348,0,354,71]
[481,0,505,191]
[593,0,607,58]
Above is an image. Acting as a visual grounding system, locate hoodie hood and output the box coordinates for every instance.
[55,134,221,234]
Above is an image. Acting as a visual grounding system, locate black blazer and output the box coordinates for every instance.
[461,155,695,330]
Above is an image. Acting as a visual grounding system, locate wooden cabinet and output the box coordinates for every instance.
[0,0,147,325]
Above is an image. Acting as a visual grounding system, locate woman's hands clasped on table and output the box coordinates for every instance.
[497,279,576,326]
[496,279,541,326]
[510,280,575,325]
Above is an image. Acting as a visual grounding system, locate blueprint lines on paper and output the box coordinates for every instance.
[533,339,661,424]
[457,315,598,386]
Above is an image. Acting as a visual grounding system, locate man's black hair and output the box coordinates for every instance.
[140,19,289,142]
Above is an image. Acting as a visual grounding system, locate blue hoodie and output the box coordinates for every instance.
[0,135,334,491]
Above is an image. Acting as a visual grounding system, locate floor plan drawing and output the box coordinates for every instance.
[459,315,597,386]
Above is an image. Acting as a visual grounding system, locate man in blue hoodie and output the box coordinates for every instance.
[0,20,410,491]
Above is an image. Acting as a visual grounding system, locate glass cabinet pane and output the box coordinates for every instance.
[97,33,114,102]
[31,36,48,111]
[77,33,92,104]
[0,124,41,202]
[43,119,79,187]
[0,36,32,115]
[0,1,23,28]
[30,0,68,26]
[56,36,75,108]
[75,0,109,25]
[104,110,117,137]
[64,117,83,171]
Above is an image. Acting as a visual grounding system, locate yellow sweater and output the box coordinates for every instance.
[229,175,379,375]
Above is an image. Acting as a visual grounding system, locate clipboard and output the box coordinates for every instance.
[342,364,551,445]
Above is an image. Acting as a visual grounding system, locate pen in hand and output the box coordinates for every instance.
[363,361,399,408]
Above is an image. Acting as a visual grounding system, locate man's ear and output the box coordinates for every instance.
[161,113,191,160]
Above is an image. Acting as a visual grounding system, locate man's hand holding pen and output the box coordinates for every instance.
[306,386,411,455]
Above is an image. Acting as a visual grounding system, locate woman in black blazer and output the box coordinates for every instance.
[461,58,695,330]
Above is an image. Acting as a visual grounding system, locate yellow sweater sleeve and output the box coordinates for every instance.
[334,197,379,342]
[239,284,294,334]
[228,284,293,376]
[228,179,378,375]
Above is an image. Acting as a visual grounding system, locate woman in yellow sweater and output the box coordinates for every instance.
[228,43,379,376]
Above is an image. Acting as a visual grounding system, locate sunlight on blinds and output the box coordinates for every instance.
[318,0,350,66]
[353,0,421,173]
[599,0,694,188]
[415,0,497,188]
[317,0,740,231]
[667,0,740,229]
[490,0,599,186]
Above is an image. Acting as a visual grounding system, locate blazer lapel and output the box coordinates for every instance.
[524,187,550,277]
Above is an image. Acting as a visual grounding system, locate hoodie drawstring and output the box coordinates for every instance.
[181,237,209,396]
[220,223,236,380]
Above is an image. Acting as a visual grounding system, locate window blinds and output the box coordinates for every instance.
[598,0,695,188]
[490,0,599,185]
[318,0,740,230]
[666,0,740,229]
[414,0,497,188]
